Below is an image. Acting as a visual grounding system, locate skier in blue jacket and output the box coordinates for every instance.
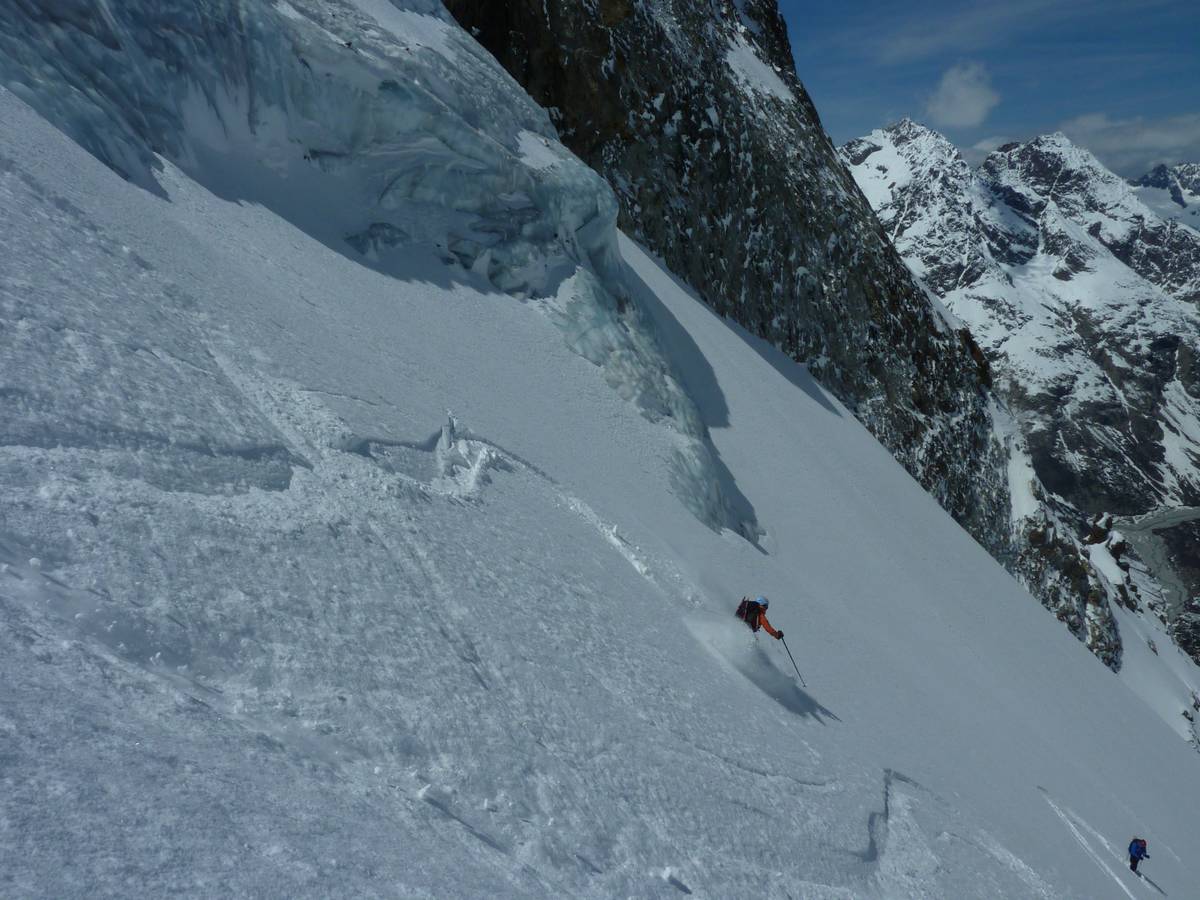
[1128,837,1149,873]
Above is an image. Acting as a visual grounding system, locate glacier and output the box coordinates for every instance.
[2,1,1200,897]
[3,0,760,543]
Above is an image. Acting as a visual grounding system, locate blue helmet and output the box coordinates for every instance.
[756,596,769,608]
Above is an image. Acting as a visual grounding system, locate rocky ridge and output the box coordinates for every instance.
[842,119,1200,665]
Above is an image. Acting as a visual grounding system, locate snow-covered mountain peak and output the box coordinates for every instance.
[978,135,1200,304]
[887,116,959,148]
[985,131,1145,210]
[981,132,1148,226]
[842,118,964,169]
[1018,130,1086,155]
[840,121,991,293]
[843,118,1200,679]
[841,119,972,218]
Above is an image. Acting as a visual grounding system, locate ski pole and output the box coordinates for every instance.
[780,637,806,687]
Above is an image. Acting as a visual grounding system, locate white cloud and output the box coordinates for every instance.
[869,0,1143,64]
[879,0,1056,64]
[925,63,1000,129]
[1058,112,1200,177]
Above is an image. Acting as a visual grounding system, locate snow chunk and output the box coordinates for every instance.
[273,1,306,22]
[991,401,1040,526]
[1085,543,1124,587]
[516,129,566,171]
[347,0,457,56]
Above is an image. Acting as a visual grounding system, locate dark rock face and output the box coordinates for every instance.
[445,0,1012,555]
[1174,597,1200,662]
[1015,510,1122,667]
[1167,517,1200,675]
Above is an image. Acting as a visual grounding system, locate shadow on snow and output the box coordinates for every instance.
[732,641,840,725]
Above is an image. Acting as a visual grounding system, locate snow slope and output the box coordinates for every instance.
[2,7,1200,900]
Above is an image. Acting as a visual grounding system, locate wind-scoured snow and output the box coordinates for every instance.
[723,34,793,103]
[3,3,1200,898]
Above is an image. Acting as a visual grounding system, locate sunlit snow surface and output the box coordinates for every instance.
[723,34,793,104]
[2,1,1200,896]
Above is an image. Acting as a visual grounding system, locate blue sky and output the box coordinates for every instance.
[777,0,1200,176]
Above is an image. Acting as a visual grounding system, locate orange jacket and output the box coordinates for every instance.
[753,607,781,638]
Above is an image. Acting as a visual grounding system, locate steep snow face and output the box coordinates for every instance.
[443,0,1014,574]
[723,32,793,101]
[6,82,1200,898]
[1133,163,1200,232]
[842,121,1200,673]
[0,0,758,543]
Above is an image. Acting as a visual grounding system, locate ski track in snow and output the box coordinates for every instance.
[1040,790,1139,900]
[214,344,667,596]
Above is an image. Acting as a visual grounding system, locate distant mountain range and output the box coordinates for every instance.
[842,120,1200,666]
[1134,163,1200,230]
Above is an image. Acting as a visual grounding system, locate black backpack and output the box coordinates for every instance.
[735,597,761,631]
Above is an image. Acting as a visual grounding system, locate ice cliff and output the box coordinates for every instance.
[0,0,759,541]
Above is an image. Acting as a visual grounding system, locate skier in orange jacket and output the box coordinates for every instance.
[735,596,783,639]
